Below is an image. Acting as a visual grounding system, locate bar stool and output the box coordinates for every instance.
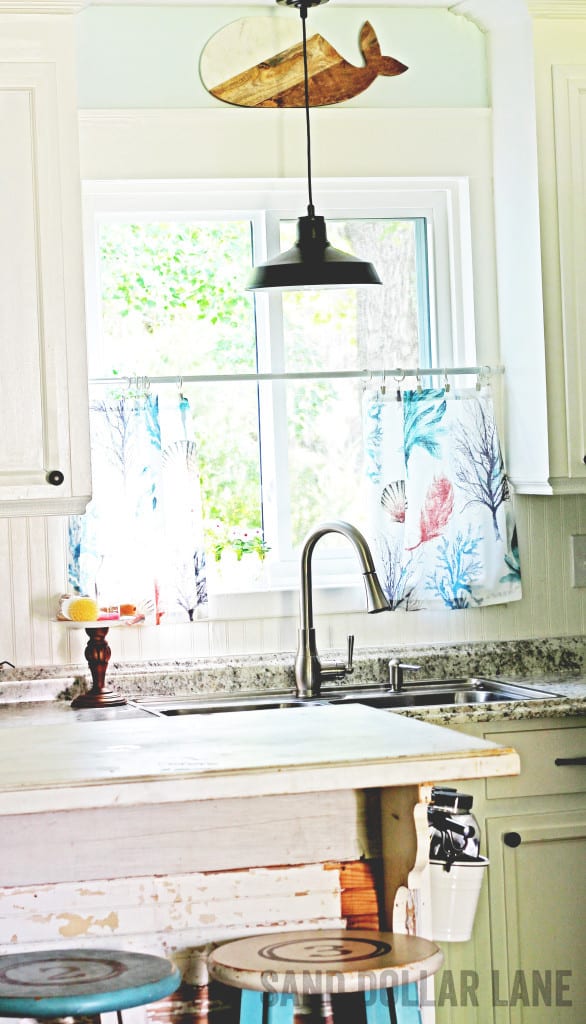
[0,948,181,1022]
[208,928,443,1024]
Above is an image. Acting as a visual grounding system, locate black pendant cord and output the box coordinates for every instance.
[246,0,382,288]
[300,4,315,219]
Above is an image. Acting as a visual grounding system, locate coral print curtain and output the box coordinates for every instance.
[68,392,207,623]
[364,387,521,610]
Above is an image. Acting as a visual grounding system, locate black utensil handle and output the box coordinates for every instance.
[428,807,475,837]
[554,756,586,766]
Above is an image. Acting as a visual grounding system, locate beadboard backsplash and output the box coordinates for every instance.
[0,494,585,668]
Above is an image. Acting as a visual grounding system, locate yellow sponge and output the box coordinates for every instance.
[68,596,99,622]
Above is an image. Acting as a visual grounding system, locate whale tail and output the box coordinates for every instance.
[360,21,408,78]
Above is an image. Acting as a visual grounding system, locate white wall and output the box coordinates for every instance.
[1,494,585,667]
[75,4,488,109]
[0,5,584,669]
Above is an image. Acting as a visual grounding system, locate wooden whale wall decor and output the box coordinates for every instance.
[199,17,408,108]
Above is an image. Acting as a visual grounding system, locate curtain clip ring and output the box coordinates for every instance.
[476,365,491,391]
[393,369,405,402]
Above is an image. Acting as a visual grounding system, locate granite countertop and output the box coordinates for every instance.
[1,635,585,728]
[1,676,584,732]
[397,675,586,726]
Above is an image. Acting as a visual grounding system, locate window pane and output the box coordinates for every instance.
[286,378,367,547]
[96,221,257,376]
[182,380,263,538]
[84,201,443,596]
[280,218,429,372]
[94,221,264,562]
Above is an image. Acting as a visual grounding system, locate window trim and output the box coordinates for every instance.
[82,175,477,616]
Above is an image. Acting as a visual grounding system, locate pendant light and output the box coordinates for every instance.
[247,0,382,292]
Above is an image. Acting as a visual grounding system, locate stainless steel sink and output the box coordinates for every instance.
[137,692,324,717]
[137,679,556,717]
[327,678,556,709]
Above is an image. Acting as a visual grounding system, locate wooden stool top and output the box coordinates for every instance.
[0,949,181,1018]
[209,929,443,994]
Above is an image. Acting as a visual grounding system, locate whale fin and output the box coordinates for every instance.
[359,21,408,78]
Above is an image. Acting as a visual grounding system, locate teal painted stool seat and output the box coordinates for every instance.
[208,929,443,1024]
[0,948,181,1021]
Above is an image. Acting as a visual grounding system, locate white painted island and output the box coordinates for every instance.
[0,704,519,1024]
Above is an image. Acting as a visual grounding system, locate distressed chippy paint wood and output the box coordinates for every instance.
[0,703,519,1024]
[0,864,344,949]
[1,790,375,887]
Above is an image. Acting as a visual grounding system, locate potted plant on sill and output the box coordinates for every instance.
[207,522,271,591]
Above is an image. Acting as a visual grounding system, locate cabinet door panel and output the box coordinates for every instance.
[0,55,90,515]
[0,89,45,475]
[486,811,586,1024]
[553,65,586,484]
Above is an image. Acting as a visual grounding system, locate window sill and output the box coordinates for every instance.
[207,582,367,621]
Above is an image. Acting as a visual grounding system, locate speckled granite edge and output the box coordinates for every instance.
[395,692,586,726]
[1,635,585,707]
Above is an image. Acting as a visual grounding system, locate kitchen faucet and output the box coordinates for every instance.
[294,520,390,699]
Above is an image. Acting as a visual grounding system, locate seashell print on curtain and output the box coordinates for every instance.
[68,392,207,623]
[363,387,521,610]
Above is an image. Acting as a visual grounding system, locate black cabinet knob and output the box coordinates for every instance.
[583,455,586,465]
[503,831,522,848]
[46,470,64,486]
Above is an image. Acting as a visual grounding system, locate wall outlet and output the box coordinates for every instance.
[570,534,586,588]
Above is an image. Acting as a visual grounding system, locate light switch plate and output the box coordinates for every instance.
[570,534,586,587]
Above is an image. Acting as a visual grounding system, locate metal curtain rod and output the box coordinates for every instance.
[89,365,504,387]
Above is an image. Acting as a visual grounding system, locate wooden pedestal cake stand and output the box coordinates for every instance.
[60,619,142,708]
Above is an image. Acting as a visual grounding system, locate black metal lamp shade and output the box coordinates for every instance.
[246,0,382,292]
[247,214,382,291]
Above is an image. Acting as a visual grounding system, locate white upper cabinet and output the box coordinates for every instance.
[0,12,91,516]
[533,17,586,492]
[552,63,586,488]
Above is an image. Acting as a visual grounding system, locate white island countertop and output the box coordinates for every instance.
[0,703,519,815]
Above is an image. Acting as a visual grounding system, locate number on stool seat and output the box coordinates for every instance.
[0,949,181,1020]
[209,929,442,1024]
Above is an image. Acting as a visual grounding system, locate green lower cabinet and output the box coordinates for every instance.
[485,808,586,1024]
[433,717,586,1024]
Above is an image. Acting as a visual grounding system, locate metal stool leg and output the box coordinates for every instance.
[365,986,391,1024]
[239,990,295,1024]
[390,983,422,1024]
[267,992,295,1024]
[240,990,264,1024]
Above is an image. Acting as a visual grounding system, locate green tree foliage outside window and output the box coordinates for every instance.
[95,216,426,567]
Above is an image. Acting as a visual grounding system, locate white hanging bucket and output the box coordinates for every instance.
[429,856,489,942]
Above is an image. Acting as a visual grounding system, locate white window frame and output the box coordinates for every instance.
[82,176,476,615]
